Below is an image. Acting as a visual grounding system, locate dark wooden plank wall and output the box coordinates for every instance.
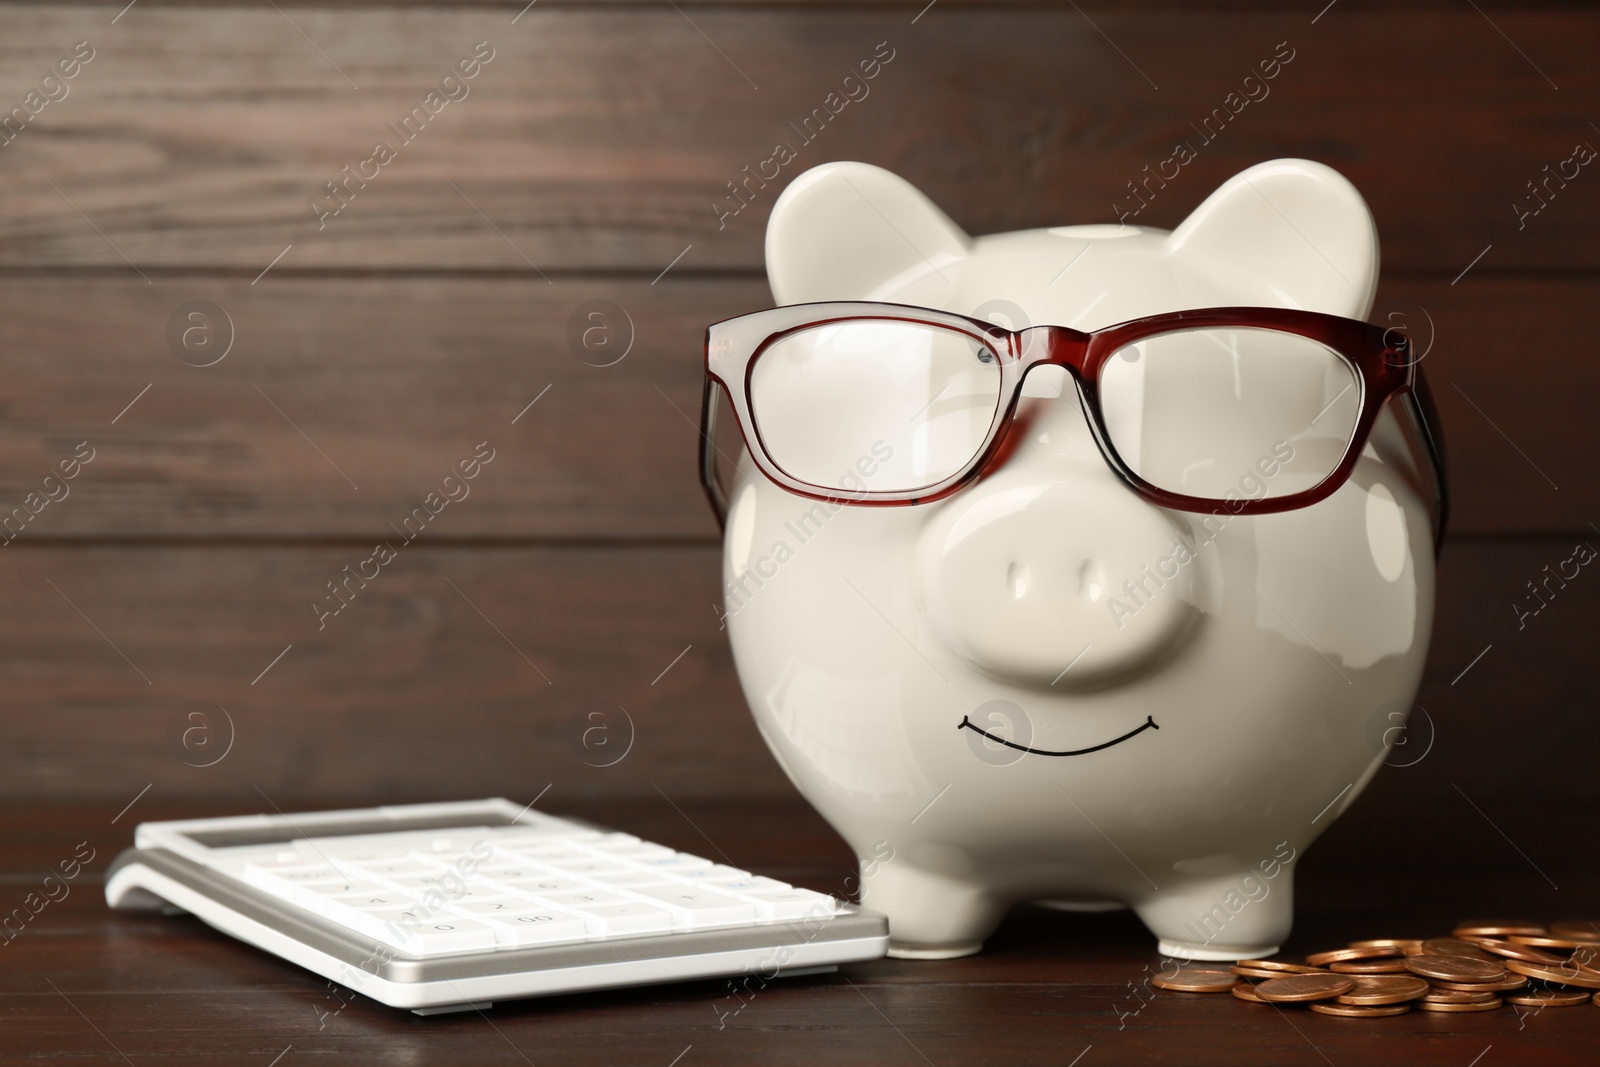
[0,2,1595,807]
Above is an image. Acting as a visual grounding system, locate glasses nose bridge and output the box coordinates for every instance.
[1016,323,1091,375]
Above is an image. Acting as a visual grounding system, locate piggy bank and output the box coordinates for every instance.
[710,159,1443,960]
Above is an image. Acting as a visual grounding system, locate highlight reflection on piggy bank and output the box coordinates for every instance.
[699,160,1446,960]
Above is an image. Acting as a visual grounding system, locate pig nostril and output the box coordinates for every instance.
[1006,561,1030,600]
[1078,560,1105,602]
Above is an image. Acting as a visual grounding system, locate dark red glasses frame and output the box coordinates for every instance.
[699,301,1448,549]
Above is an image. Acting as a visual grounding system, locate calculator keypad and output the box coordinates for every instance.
[216,825,841,957]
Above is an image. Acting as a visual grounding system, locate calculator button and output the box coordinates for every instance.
[497,876,585,896]
[747,890,840,921]
[676,865,756,882]
[595,870,669,887]
[450,887,505,906]
[628,886,758,927]
[300,879,388,898]
[364,911,498,954]
[244,862,340,881]
[590,833,642,849]
[475,865,545,882]
[359,861,439,879]
[641,854,713,870]
[450,898,524,916]
[543,859,629,876]
[470,908,590,947]
[577,902,674,936]
[330,892,417,911]
[704,877,779,893]
[544,890,628,909]
[387,874,478,893]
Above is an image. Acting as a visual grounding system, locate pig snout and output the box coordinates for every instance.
[913,478,1203,689]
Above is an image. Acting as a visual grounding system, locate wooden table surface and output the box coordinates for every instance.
[4,795,1597,1067]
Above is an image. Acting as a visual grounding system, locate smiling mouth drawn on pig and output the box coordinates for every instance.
[957,715,1159,757]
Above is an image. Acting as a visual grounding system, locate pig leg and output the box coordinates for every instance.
[862,861,1005,959]
[1130,871,1293,961]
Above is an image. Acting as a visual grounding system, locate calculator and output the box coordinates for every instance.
[105,798,888,1013]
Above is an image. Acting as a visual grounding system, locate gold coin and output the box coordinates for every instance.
[1330,958,1411,974]
[1350,938,1424,953]
[1420,938,1493,961]
[1417,997,1503,1013]
[1476,940,1568,965]
[1256,974,1356,1003]
[1235,959,1325,974]
[1310,1001,1411,1017]
[1152,968,1239,993]
[1404,955,1507,982]
[1505,988,1592,1007]
[1423,989,1497,1004]
[1504,959,1600,990]
[1429,975,1527,992]
[1549,921,1600,942]
[1308,946,1401,966]
[1233,983,1268,1004]
[1454,922,1546,939]
[1336,975,1430,1005]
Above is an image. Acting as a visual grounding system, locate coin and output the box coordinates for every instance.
[1507,935,1589,950]
[1475,940,1568,964]
[1454,922,1546,938]
[1337,975,1430,1005]
[1311,1001,1411,1017]
[1423,989,1498,1004]
[1232,983,1268,1004]
[1350,938,1424,953]
[1151,969,1239,993]
[1232,966,1291,980]
[1504,959,1600,990]
[1420,938,1493,961]
[1571,945,1600,974]
[1549,921,1600,942]
[1417,997,1503,1013]
[1430,975,1527,992]
[1307,946,1400,966]
[1235,960,1325,974]
[1505,988,1592,1007]
[1330,958,1412,974]
[1404,955,1507,982]
[1256,974,1356,1003]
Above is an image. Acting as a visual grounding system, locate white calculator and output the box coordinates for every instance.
[105,798,888,1013]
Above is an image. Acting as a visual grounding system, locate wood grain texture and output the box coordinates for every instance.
[0,274,1591,539]
[0,543,749,803]
[0,274,726,541]
[0,537,1592,805]
[0,6,1595,272]
[3,796,1598,1066]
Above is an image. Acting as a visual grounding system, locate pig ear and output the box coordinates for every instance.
[766,161,970,304]
[1166,159,1378,317]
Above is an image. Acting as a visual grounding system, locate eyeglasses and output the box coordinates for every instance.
[699,301,1448,545]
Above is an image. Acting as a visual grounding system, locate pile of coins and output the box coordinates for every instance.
[1151,920,1600,1018]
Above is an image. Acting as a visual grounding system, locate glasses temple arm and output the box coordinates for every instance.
[699,377,729,530]
[1403,367,1450,556]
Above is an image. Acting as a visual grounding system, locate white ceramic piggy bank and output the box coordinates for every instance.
[714,159,1443,960]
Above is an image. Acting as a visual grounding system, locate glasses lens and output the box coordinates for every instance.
[1099,327,1360,501]
[748,320,1002,493]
